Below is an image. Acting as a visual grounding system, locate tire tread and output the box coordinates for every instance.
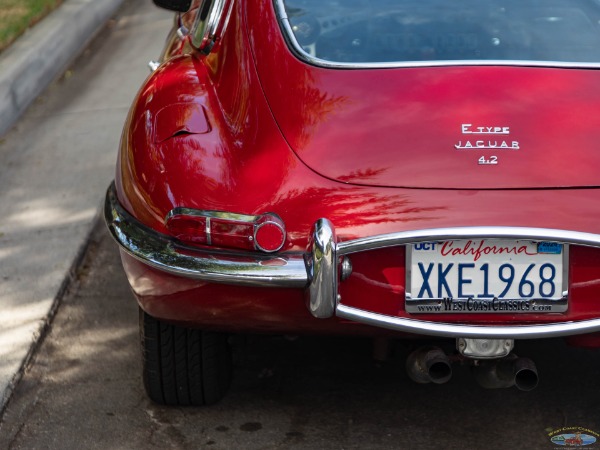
[140,309,231,406]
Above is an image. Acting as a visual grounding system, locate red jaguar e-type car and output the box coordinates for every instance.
[105,0,600,405]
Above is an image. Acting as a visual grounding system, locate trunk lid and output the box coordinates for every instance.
[255,61,600,189]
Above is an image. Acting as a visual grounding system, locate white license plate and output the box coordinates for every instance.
[406,239,568,314]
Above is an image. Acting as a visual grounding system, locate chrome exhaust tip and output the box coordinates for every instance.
[406,346,452,385]
[473,354,538,391]
[513,357,539,391]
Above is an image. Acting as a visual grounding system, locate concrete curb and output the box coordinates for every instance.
[0,0,126,137]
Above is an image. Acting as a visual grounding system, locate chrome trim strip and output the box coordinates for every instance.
[274,0,600,70]
[165,207,259,223]
[405,242,413,300]
[192,0,232,52]
[104,182,308,288]
[273,0,287,22]
[336,304,600,339]
[337,227,600,255]
[562,244,570,299]
[205,216,212,246]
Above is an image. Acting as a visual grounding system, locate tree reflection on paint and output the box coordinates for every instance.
[276,185,447,244]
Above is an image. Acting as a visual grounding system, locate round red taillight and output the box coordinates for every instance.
[166,208,286,253]
[254,214,286,253]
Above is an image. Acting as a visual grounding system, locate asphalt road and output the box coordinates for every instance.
[0,222,600,449]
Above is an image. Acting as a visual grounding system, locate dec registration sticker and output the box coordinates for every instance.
[405,239,568,314]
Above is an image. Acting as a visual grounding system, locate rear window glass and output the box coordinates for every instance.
[280,0,600,65]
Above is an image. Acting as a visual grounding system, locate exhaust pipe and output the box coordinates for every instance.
[406,346,452,385]
[473,354,539,391]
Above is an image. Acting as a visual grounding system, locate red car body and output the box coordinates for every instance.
[105,0,600,404]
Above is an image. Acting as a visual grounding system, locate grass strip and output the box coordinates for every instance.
[0,0,63,53]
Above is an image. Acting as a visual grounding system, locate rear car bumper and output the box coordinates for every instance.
[105,182,600,339]
[105,182,308,288]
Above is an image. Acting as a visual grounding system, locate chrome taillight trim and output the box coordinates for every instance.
[105,183,307,287]
[165,207,259,223]
[165,207,286,253]
[336,304,600,339]
[253,214,286,253]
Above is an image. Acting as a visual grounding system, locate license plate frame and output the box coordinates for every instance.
[405,239,569,314]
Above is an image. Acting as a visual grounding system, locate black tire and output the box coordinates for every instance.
[139,308,232,406]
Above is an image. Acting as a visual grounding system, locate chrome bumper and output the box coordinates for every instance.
[104,183,308,288]
[105,182,600,339]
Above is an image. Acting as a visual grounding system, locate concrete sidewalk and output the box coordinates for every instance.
[0,0,126,137]
[0,0,172,414]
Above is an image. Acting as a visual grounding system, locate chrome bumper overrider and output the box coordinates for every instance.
[105,182,600,339]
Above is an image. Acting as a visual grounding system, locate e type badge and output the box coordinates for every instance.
[455,123,520,165]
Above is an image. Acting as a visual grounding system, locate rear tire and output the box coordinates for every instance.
[140,309,232,406]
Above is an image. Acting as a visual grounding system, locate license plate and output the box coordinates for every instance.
[406,239,568,314]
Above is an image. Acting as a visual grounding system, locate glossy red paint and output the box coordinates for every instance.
[113,0,600,345]
[154,103,210,142]
[120,251,383,336]
[117,13,600,248]
[247,2,600,190]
